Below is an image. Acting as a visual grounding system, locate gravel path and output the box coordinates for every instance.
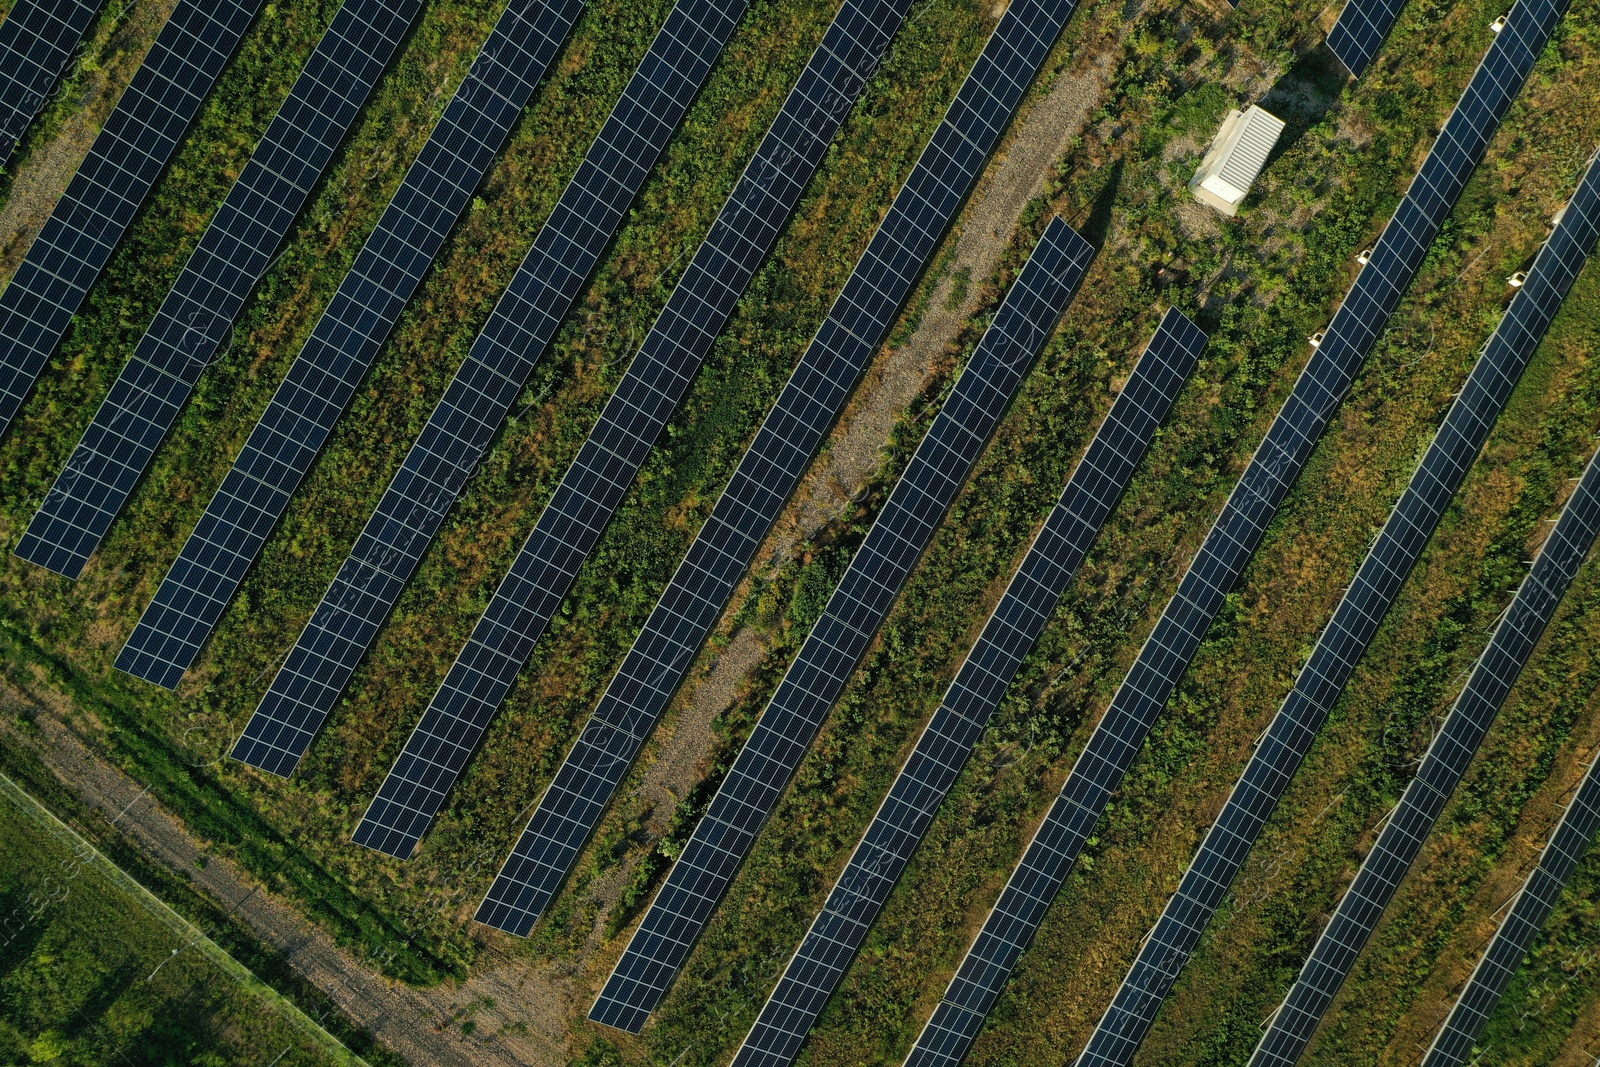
[782,45,1116,546]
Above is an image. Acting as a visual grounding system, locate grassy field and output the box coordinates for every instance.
[0,774,357,1067]
[0,0,1598,1062]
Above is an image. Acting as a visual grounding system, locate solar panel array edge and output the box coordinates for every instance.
[15,0,431,580]
[0,0,266,442]
[474,0,1084,944]
[899,3,1566,1062]
[1422,747,1600,1066]
[1326,0,1410,78]
[226,0,752,779]
[727,307,1205,1067]
[588,218,1094,1036]
[1248,441,1600,1067]
[347,0,919,861]
[1072,142,1600,1067]
[112,0,589,691]
[0,0,104,167]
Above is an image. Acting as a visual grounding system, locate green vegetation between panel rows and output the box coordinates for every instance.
[0,0,1597,1063]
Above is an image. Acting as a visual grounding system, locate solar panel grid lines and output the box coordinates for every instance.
[1248,441,1600,1067]
[0,0,267,442]
[225,0,752,779]
[1325,0,1409,78]
[16,0,431,581]
[348,0,919,859]
[1071,144,1600,1067]
[113,0,590,690]
[589,216,1096,1036]
[0,0,103,166]
[1421,744,1600,1066]
[728,308,1206,1067]
[903,3,1567,1061]
[475,0,1085,943]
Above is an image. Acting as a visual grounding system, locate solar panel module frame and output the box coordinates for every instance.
[114,0,589,690]
[1072,142,1600,1067]
[899,4,1565,1064]
[1326,0,1409,78]
[347,0,918,860]
[728,309,1204,1067]
[589,217,1095,1036]
[225,0,753,779]
[475,0,1085,943]
[1421,734,1600,1065]
[1248,440,1600,1067]
[16,0,430,580]
[0,0,266,442]
[0,0,103,167]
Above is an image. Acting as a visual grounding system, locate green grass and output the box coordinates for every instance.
[0,0,1597,1062]
[0,779,351,1067]
[1474,830,1600,1064]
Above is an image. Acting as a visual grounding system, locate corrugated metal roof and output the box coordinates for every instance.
[1216,106,1285,193]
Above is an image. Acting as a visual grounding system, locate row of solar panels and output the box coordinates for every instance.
[347,0,923,859]
[0,0,102,167]
[3,0,1596,1062]
[1085,119,1600,1067]
[0,0,1411,661]
[891,3,1592,1064]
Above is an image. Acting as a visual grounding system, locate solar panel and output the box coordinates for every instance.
[901,4,1565,1063]
[475,0,1085,943]
[0,0,266,442]
[1326,0,1409,78]
[225,0,752,778]
[728,309,1204,1067]
[15,0,430,580]
[1422,722,1600,1065]
[1248,441,1600,1067]
[0,0,103,167]
[590,217,1093,1036]
[1073,142,1600,1067]
[114,0,589,689]
[348,0,918,859]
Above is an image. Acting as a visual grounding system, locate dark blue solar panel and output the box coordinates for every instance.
[474,0,1083,944]
[0,0,265,442]
[1073,143,1600,1067]
[901,4,1565,1063]
[1248,442,1600,1067]
[1422,723,1600,1065]
[349,0,917,859]
[727,309,1204,1067]
[1326,0,1409,78]
[114,0,588,690]
[226,0,751,778]
[16,0,429,580]
[590,217,1095,1036]
[0,0,103,167]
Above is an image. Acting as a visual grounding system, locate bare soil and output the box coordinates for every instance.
[637,624,766,830]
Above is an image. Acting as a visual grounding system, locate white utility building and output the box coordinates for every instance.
[1190,105,1285,216]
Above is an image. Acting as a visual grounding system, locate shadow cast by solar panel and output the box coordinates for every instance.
[1076,156,1123,250]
